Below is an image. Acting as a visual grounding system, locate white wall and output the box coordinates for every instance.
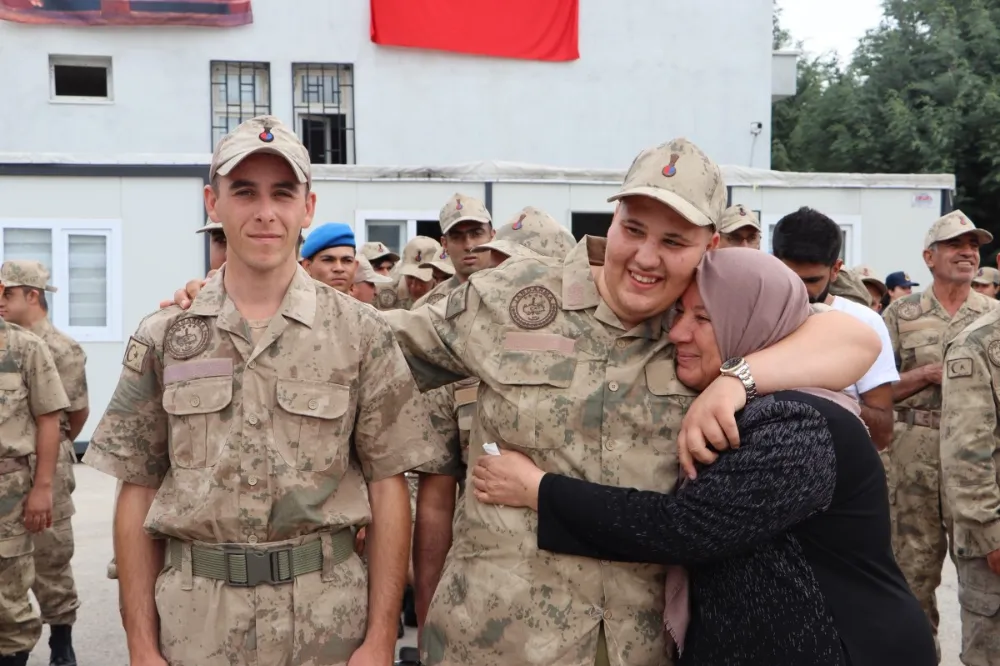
[0,176,205,441]
[0,0,775,169]
[730,185,945,287]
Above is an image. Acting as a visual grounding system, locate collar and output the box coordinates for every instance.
[28,317,54,337]
[189,264,317,329]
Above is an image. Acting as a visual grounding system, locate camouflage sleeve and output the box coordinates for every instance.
[22,337,70,417]
[882,302,902,369]
[382,282,479,392]
[941,342,1000,556]
[412,384,463,477]
[353,314,437,482]
[54,341,88,413]
[83,328,169,488]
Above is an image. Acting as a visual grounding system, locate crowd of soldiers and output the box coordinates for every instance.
[0,110,998,666]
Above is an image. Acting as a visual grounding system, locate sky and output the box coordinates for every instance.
[777,0,885,62]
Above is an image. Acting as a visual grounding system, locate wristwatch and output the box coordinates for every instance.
[720,357,758,403]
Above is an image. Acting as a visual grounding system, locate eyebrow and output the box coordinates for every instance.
[227,180,300,191]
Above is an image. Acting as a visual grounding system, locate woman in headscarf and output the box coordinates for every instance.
[472,249,936,666]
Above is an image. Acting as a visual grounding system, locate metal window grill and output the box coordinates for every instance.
[291,63,356,165]
[210,61,271,149]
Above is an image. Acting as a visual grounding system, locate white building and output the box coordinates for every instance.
[0,0,948,446]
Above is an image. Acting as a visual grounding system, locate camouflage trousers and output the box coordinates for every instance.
[31,517,79,625]
[0,547,40,655]
[888,422,949,635]
[156,534,368,666]
[955,557,1000,666]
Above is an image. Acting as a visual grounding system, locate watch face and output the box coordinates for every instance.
[721,358,743,372]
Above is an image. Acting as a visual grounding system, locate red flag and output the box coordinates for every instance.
[0,0,251,27]
[370,0,579,62]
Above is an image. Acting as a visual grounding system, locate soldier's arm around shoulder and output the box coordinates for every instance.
[381,280,479,391]
[20,331,70,417]
[353,309,438,481]
[82,314,170,489]
[941,335,1000,557]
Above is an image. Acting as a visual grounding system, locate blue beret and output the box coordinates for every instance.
[301,223,356,260]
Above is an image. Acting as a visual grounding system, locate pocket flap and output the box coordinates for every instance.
[0,534,32,558]
[162,376,233,416]
[276,379,350,419]
[646,360,698,397]
[495,349,575,387]
[0,372,21,391]
[900,331,941,350]
[958,585,1000,618]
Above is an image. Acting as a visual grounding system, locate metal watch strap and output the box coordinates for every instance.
[722,359,758,403]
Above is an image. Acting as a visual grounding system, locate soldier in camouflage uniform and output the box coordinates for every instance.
[0,261,88,666]
[377,236,442,312]
[972,266,1000,299]
[853,265,888,314]
[715,204,760,249]
[882,210,999,647]
[360,241,399,276]
[382,138,883,666]
[829,267,874,308]
[84,116,439,666]
[941,310,1000,666]
[0,276,69,666]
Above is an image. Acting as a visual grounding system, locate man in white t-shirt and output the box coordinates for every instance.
[771,207,898,449]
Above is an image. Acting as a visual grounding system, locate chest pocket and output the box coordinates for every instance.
[486,349,575,450]
[162,376,234,469]
[900,330,942,369]
[645,360,698,453]
[273,378,351,472]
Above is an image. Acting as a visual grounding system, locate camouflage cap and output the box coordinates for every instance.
[396,236,441,282]
[439,193,492,235]
[717,204,761,234]
[973,266,1000,286]
[924,210,992,249]
[608,137,727,228]
[0,260,57,292]
[360,241,400,263]
[419,249,456,276]
[210,115,311,184]
[852,265,887,296]
[196,218,224,234]
[353,255,394,285]
[473,207,578,261]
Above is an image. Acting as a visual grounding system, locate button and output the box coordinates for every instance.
[247,534,258,544]
[604,441,615,451]
[248,414,259,426]
[608,381,619,392]
[307,398,319,410]
[603,610,613,620]
[248,360,256,370]
[189,395,201,407]
[616,340,627,349]
[248,476,258,487]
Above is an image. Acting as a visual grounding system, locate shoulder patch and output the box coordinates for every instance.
[988,341,1000,367]
[898,301,921,321]
[509,286,559,330]
[426,292,447,306]
[123,336,151,374]
[947,358,973,378]
[164,318,211,360]
[376,289,398,310]
[445,285,469,320]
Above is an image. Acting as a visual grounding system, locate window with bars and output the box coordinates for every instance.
[0,221,121,342]
[292,63,355,164]
[210,61,271,149]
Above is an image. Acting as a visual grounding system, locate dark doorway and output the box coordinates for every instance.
[571,212,614,241]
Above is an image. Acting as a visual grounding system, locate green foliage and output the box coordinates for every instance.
[772,0,1000,255]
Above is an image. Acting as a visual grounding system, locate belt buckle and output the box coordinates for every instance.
[225,546,295,586]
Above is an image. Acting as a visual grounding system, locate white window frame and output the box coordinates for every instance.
[761,213,862,267]
[0,219,123,343]
[49,55,114,104]
[353,210,441,249]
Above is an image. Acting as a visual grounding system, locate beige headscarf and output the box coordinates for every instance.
[664,247,861,657]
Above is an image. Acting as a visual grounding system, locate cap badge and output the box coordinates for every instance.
[513,213,526,230]
[259,127,275,143]
[959,216,968,225]
[904,273,911,280]
[439,250,448,260]
[739,207,747,216]
[415,251,423,262]
[455,199,463,211]
[662,153,680,178]
[978,268,985,277]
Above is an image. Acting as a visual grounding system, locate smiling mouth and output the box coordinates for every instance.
[629,271,662,285]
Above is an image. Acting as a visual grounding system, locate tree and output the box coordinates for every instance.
[772,0,1000,256]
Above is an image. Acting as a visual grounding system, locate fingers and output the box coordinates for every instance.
[172,288,191,310]
[677,430,696,480]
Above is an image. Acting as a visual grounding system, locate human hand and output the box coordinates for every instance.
[472,449,545,511]
[347,640,394,666]
[988,548,1000,576]
[354,526,367,557]
[23,484,53,533]
[678,375,745,479]
[923,363,943,385]
[157,271,215,310]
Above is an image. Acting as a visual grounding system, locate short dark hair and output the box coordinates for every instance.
[20,286,47,312]
[771,207,843,266]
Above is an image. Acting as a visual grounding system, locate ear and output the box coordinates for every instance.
[830,259,844,280]
[204,184,220,223]
[922,248,934,268]
[706,231,720,251]
[300,190,317,232]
